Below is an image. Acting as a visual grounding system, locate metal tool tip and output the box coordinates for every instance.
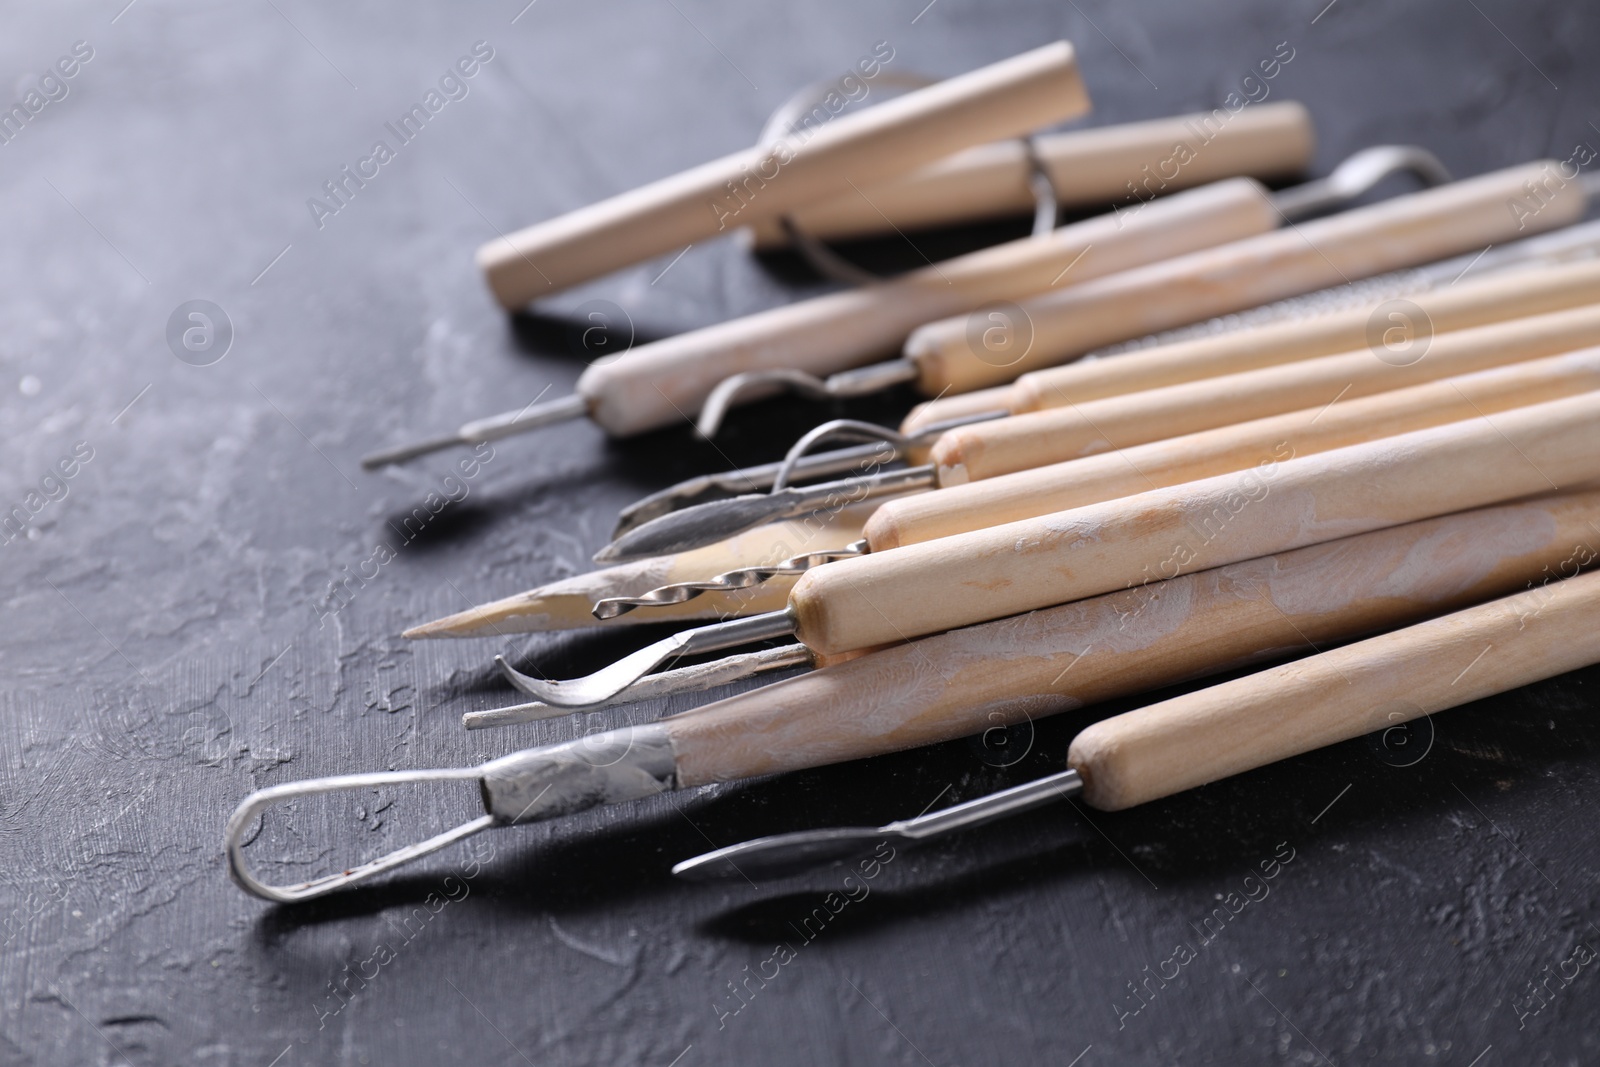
[595,492,802,564]
[590,598,634,620]
[672,827,896,882]
[360,432,468,469]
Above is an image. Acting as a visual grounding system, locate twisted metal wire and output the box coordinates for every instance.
[592,539,870,619]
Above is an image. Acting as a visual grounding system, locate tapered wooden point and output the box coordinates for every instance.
[404,594,543,639]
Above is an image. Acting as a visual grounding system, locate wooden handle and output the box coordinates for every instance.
[1070,566,1600,811]
[669,490,1600,785]
[476,42,1090,308]
[1011,256,1600,413]
[791,390,1600,656]
[902,160,1589,394]
[746,101,1314,247]
[578,178,1277,436]
[931,300,1600,484]
[868,347,1600,549]
[905,248,1600,435]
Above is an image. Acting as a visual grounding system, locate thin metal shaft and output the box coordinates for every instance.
[596,466,935,564]
[611,409,1000,541]
[671,769,1084,881]
[361,392,589,469]
[613,440,899,538]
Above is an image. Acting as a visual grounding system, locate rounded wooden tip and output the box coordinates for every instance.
[859,507,902,554]
[927,430,979,486]
[1067,726,1140,811]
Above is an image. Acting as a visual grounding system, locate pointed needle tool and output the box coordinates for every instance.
[362,392,587,469]
[674,566,1600,881]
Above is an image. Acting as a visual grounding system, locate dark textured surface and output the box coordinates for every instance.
[3,1,1599,1064]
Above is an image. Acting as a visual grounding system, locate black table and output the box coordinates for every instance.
[4,1,1598,1063]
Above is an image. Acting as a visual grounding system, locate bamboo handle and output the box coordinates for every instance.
[903,160,1589,394]
[791,390,1600,656]
[477,42,1090,308]
[931,301,1600,484]
[746,101,1314,247]
[1070,566,1600,811]
[1010,256,1600,413]
[578,178,1277,437]
[669,490,1600,785]
[867,347,1600,549]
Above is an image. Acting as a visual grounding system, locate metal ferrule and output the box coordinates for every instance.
[480,724,678,824]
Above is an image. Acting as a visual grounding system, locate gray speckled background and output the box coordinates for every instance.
[3,1,1598,1064]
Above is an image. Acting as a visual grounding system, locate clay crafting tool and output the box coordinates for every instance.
[601,294,1600,564]
[674,566,1600,879]
[223,492,1600,899]
[606,204,1600,543]
[405,503,879,638]
[500,391,1600,707]
[365,147,1445,468]
[689,157,1588,434]
[473,488,1600,728]
[479,41,1090,306]
[902,223,1600,432]
[746,100,1315,247]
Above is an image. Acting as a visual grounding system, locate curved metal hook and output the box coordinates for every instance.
[772,418,918,490]
[225,768,491,903]
[759,71,1060,287]
[494,611,798,708]
[464,644,815,729]
[1273,145,1452,221]
[695,359,919,439]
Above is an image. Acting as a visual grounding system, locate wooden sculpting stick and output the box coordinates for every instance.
[867,348,1600,548]
[901,256,1600,433]
[900,159,1587,396]
[660,490,1600,780]
[1072,566,1600,809]
[928,300,1600,484]
[747,101,1315,247]
[478,42,1090,307]
[791,390,1600,656]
